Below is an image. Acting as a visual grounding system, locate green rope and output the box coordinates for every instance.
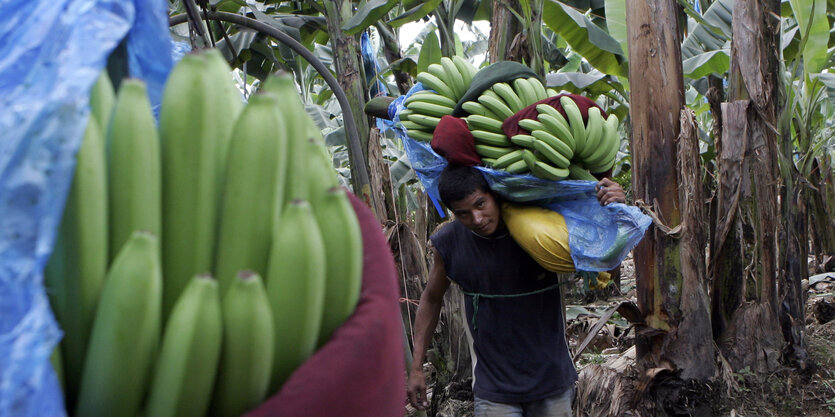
[461,282,564,332]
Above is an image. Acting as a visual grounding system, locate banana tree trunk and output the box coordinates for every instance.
[323,1,374,206]
[375,22,412,95]
[488,0,544,76]
[626,0,713,381]
[711,0,783,374]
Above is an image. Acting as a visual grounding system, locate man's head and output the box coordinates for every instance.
[438,165,501,237]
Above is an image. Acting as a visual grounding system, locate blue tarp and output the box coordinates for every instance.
[0,1,173,415]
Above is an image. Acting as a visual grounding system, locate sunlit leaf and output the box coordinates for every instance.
[343,0,400,35]
[682,49,730,79]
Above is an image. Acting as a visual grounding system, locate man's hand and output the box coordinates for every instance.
[596,178,626,205]
[407,367,430,410]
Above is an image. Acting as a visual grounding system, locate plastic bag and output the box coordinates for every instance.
[385,84,652,272]
[0,1,173,415]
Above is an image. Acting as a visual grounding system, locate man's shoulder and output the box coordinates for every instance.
[429,219,460,242]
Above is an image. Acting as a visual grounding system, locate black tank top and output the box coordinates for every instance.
[430,220,578,403]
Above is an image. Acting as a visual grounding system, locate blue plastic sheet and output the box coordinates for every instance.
[0,1,173,416]
[383,84,652,272]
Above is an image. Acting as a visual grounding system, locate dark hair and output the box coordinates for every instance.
[438,165,491,207]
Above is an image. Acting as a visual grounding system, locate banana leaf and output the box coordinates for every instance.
[812,72,835,107]
[789,0,830,73]
[388,0,444,27]
[417,30,441,75]
[342,0,399,35]
[542,0,626,77]
[604,0,628,59]
[680,0,733,60]
[682,49,730,79]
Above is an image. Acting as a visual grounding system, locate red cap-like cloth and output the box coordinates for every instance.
[501,93,607,138]
[246,191,406,417]
[430,115,482,167]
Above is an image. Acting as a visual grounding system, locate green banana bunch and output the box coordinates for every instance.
[75,231,161,417]
[213,92,286,296]
[586,113,620,173]
[266,199,326,392]
[402,89,455,141]
[145,274,223,417]
[107,79,161,263]
[314,187,363,346]
[45,116,108,407]
[210,271,275,417]
[159,53,224,318]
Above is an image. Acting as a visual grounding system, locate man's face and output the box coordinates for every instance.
[449,189,501,237]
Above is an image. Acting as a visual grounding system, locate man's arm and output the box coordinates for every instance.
[407,249,450,410]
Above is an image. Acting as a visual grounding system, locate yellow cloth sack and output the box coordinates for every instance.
[502,202,575,273]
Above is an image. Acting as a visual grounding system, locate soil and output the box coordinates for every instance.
[406,258,835,416]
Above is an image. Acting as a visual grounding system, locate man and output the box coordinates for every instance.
[407,165,626,417]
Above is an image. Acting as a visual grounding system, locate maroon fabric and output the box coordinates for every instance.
[430,115,481,167]
[501,93,607,138]
[246,192,405,417]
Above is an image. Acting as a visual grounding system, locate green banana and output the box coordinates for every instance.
[89,70,115,134]
[580,107,604,160]
[568,164,598,181]
[314,187,363,345]
[560,96,587,155]
[303,139,341,206]
[584,112,618,167]
[513,78,538,107]
[587,115,620,173]
[259,74,312,210]
[440,57,466,99]
[493,149,525,169]
[159,53,222,318]
[214,93,287,296]
[409,113,443,129]
[481,157,498,167]
[504,159,529,174]
[204,49,244,204]
[532,139,570,169]
[46,117,108,407]
[399,109,413,121]
[531,160,570,180]
[107,79,161,263]
[527,77,548,101]
[521,149,537,170]
[417,71,456,99]
[401,120,428,131]
[50,346,64,394]
[145,274,223,417]
[406,101,455,118]
[531,129,574,160]
[492,82,524,113]
[547,88,560,96]
[453,55,477,86]
[536,112,576,152]
[466,114,505,133]
[266,200,326,391]
[471,130,513,147]
[478,94,515,120]
[210,271,275,417]
[404,91,457,108]
[462,101,500,119]
[510,134,536,149]
[518,118,547,133]
[474,144,515,159]
[407,129,434,142]
[75,231,161,417]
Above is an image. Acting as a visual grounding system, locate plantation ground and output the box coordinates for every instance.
[407,257,835,416]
